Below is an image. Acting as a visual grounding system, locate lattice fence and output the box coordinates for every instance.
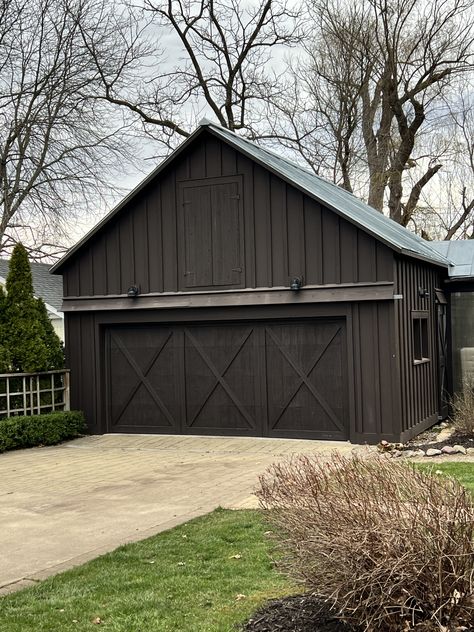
[0,370,70,418]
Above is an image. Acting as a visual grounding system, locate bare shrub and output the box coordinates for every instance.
[257,453,474,631]
[452,379,474,435]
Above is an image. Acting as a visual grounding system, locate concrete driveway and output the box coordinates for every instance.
[0,433,356,595]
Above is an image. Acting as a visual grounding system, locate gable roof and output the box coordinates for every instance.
[51,120,451,274]
[429,240,474,279]
[0,259,63,314]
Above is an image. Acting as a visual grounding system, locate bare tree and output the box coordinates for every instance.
[282,0,474,230]
[85,0,302,148]
[414,83,474,239]
[0,0,148,259]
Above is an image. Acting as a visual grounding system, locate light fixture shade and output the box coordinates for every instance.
[127,285,139,298]
[290,277,302,291]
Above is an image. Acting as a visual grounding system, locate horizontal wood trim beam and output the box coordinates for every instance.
[62,282,395,312]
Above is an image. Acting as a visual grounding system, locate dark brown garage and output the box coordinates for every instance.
[52,120,453,443]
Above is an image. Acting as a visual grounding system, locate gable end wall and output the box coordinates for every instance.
[62,133,394,297]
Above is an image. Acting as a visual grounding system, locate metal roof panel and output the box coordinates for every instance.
[429,240,474,279]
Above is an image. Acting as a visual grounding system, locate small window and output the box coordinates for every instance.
[412,311,429,363]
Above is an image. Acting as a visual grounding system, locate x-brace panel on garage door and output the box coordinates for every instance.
[184,326,256,429]
[265,324,345,433]
[110,330,177,427]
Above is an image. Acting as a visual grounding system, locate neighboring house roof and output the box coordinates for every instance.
[429,240,474,279]
[0,259,63,315]
[51,119,451,274]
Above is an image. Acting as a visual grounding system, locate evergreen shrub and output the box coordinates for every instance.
[1,243,64,373]
[0,410,86,452]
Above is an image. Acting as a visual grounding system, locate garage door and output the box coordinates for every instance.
[106,319,349,440]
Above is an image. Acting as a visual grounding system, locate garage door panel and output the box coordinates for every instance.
[119,383,175,428]
[271,386,338,432]
[108,326,181,432]
[265,320,347,438]
[184,324,260,434]
[106,317,348,440]
[188,384,255,431]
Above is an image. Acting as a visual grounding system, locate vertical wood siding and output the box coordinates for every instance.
[395,257,443,439]
[64,301,406,442]
[65,313,98,432]
[350,301,401,442]
[62,133,394,296]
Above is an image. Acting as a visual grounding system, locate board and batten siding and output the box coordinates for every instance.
[62,134,394,298]
[349,300,401,443]
[395,256,443,442]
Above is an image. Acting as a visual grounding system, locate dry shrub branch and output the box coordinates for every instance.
[452,378,474,436]
[257,454,474,631]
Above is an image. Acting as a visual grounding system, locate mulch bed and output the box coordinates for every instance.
[403,429,474,452]
[240,594,359,632]
[240,594,474,632]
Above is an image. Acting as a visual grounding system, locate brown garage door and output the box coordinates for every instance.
[106,318,348,440]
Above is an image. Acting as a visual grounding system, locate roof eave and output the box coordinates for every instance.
[399,248,450,269]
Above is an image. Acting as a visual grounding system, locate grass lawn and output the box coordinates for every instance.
[0,508,292,632]
[1,463,473,632]
[415,461,474,493]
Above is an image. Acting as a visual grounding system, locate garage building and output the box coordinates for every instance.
[52,121,452,444]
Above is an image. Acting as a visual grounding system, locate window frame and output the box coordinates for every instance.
[411,310,430,365]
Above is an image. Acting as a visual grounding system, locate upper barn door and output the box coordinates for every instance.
[178,176,244,290]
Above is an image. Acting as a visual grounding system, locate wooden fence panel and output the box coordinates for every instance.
[0,370,70,418]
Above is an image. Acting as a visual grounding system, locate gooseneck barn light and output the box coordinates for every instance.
[127,285,140,298]
[290,277,303,291]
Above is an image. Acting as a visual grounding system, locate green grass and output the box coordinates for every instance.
[0,509,291,632]
[416,461,474,493]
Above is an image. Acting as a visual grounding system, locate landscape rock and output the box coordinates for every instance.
[391,450,403,458]
[425,448,442,457]
[403,449,428,458]
[452,445,467,455]
[467,448,474,456]
[441,445,459,455]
